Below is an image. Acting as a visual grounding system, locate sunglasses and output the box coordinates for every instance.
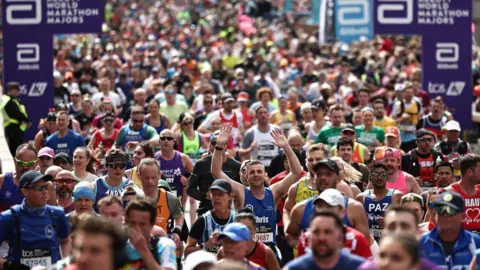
[27,184,49,192]
[369,172,388,179]
[342,131,355,136]
[182,121,193,126]
[160,137,174,141]
[418,137,434,143]
[16,160,37,167]
[54,178,77,185]
[432,204,460,216]
[103,119,114,124]
[132,119,144,124]
[107,162,127,170]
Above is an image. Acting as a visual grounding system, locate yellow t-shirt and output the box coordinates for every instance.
[373,116,397,132]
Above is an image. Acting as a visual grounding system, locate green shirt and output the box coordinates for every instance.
[159,102,188,123]
[355,125,385,147]
[315,125,343,147]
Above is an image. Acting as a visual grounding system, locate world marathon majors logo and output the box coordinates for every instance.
[428,81,466,96]
[336,0,371,36]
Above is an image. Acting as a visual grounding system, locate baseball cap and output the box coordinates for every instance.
[209,179,232,193]
[313,189,345,208]
[158,180,171,191]
[54,152,73,165]
[38,147,55,158]
[395,83,405,92]
[184,250,217,270]
[310,99,327,110]
[218,222,250,242]
[313,159,340,175]
[20,170,53,189]
[46,112,57,121]
[64,72,74,80]
[385,126,399,138]
[341,123,356,133]
[431,191,465,212]
[238,92,249,102]
[445,120,461,132]
[7,82,20,90]
[102,112,116,120]
[221,93,235,103]
[382,148,402,161]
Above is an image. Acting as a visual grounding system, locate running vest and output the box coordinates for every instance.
[93,177,132,211]
[451,183,480,234]
[272,111,294,131]
[201,210,236,253]
[155,189,173,234]
[180,131,201,161]
[300,196,352,231]
[415,152,436,189]
[244,187,277,244]
[251,126,278,167]
[386,171,408,194]
[120,124,148,150]
[93,129,119,150]
[364,189,394,242]
[332,142,365,164]
[247,241,267,269]
[240,108,253,126]
[420,115,446,138]
[219,111,239,128]
[145,115,166,134]
[295,177,319,203]
[156,151,184,199]
[0,172,24,212]
[130,167,141,188]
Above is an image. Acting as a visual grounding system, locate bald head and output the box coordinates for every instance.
[45,165,63,178]
[56,170,75,180]
[288,131,303,152]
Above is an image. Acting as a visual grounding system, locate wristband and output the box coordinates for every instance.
[215,146,224,151]
[173,225,182,236]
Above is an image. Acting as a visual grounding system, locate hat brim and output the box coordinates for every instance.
[446,128,461,132]
[54,157,71,164]
[218,232,244,242]
[39,153,54,158]
[223,98,235,103]
[385,133,398,137]
[313,162,338,174]
[238,98,248,102]
[342,128,355,133]
[209,186,229,193]
[28,174,54,187]
[432,201,461,211]
[313,197,343,208]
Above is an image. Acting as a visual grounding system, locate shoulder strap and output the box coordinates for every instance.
[10,206,21,252]
[149,236,161,264]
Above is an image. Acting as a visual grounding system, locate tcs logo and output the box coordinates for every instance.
[6,0,42,25]
[337,0,370,25]
[377,0,413,24]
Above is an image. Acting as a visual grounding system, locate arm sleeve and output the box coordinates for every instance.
[378,129,385,143]
[4,99,29,122]
[241,129,254,149]
[167,193,183,219]
[189,216,205,240]
[78,134,86,146]
[187,162,206,201]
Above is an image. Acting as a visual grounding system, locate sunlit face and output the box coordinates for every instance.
[288,136,303,152]
[330,110,344,127]
[373,103,385,118]
[358,92,369,106]
[21,180,49,208]
[309,216,343,260]
[148,101,159,113]
[370,167,389,189]
[247,164,265,188]
[75,197,94,214]
[210,189,232,211]
[131,113,145,131]
[302,108,313,122]
[307,150,324,172]
[435,166,454,188]
[73,232,114,270]
[133,146,146,166]
[402,202,423,224]
[383,156,400,175]
[99,203,123,224]
[352,112,363,126]
[256,107,270,124]
[338,145,352,162]
[73,149,90,170]
[56,113,69,130]
[159,130,175,151]
[363,111,374,125]
[384,211,417,236]
[15,149,38,179]
[139,164,160,195]
[313,166,338,192]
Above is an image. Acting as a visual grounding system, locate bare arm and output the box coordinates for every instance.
[34,131,44,150]
[181,154,194,173]
[269,129,302,205]
[265,245,281,270]
[283,185,298,229]
[60,238,71,258]
[392,191,404,205]
[184,237,201,256]
[285,203,304,248]
[87,132,97,150]
[356,192,365,204]
[407,174,422,194]
[349,201,371,243]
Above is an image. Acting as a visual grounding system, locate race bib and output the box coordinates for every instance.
[254,233,274,242]
[398,123,415,132]
[20,249,52,269]
[257,144,276,160]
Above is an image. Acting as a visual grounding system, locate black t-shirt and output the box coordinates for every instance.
[189,212,231,240]
[440,239,456,257]
[75,113,96,131]
[187,155,241,214]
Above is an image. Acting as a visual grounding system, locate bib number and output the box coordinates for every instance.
[254,233,274,242]
[20,249,52,268]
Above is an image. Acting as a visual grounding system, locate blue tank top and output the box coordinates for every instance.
[0,172,24,212]
[300,196,352,231]
[120,124,148,150]
[145,115,166,134]
[244,187,277,245]
[364,189,394,242]
[156,151,185,199]
[93,177,132,211]
[201,210,236,254]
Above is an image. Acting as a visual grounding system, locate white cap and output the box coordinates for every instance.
[445,120,461,131]
[313,189,345,208]
[184,250,217,270]
[395,83,405,92]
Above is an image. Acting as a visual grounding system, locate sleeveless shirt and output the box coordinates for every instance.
[364,189,394,242]
[201,210,236,253]
[93,129,119,150]
[156,151,185,199]
[244,187,277,244]
[251,126,279,167]
[451,183,480,234]
[295,177,319,203]
[300,196,352,231]
[93,177,132,211]
[155,189,173,234]
[247,241,268,269]
[0,172,24,212]
[386,171,408,194]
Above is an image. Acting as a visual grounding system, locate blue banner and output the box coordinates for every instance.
[2,0,104,140]
[373,0,472,129]
[334,0,373,43]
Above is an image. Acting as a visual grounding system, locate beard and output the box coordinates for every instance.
[312,243,336,260]
[57,187,73,198]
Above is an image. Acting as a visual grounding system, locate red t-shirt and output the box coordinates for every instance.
[269,170,308,227]
[297,226,372,259]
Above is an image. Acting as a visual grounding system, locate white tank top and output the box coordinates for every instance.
[251,125,279,167]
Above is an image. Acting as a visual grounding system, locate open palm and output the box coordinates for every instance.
[271,128,288,148]
[217,124,232,145]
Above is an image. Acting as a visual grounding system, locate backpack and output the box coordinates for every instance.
[406,149,444,177]
[397,100,422,118]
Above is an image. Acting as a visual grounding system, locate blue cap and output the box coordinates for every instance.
[20,170,53,189]
[218,222,250,242]
[73,186,96,202]
[431,191,465,211]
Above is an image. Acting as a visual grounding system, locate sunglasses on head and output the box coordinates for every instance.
[107,162,127,170]
[26,184,49,192]
[160,137,174,141]
[16,160,37,167]
[432,204,460,216]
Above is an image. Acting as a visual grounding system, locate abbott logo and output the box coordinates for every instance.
[17,43,40,70]
[378,0,413,24]
[428,81,465,96]
[6,0,42,25]
[337,0,370,25]
[436,43,459,70]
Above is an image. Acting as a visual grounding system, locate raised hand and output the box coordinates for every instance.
[217,124,232,146]
[271,128,289,148]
